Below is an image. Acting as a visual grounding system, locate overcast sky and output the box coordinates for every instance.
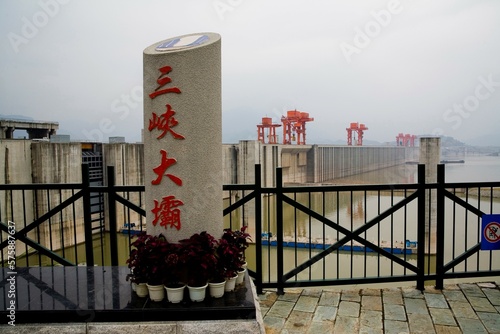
[1,0,499,145]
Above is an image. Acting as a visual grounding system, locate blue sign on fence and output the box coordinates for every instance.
[481,214,500,251]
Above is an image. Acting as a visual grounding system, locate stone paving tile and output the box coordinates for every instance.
[434,325,462,334]
[307,320,334,334]
[402,287,424,299]
[429,307,457,326]
[456,317,488,334]
[301,288,322,298]
[468,296,497,313]
[443,284,461,291]
[382,288,403,305]
[293,295,319,313]
[318,291,340,307]
[424,292,449,308]
[448,300,478,319]
[404,297,429,315]
[460,283,486,298]
[258,290,278,308]
[277,290,301,303]
[408,313,436,334]
[384,320,409,334]
[263,315,285,333]
[260,306,269,317]
[443,289,468,303]
[267,300,295,318]
[477,311,500,334]
[359,310,382,334]
[362,288,382,296]
[425,286,446,294]
[337,300,360,317]
[362,295,383,311]
[334,315,360,333]
[312,305,337,322]
[383,303,406,321]
[482,287,500,306]
[283,310,313,332]
[342,289,361,302]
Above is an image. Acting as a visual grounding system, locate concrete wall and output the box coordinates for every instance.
[0,140,34,255]
[31,142,84,253]
[312,145,414,183]
[103,143,145,231]
[223,140,417,186]
[103,143,144,186]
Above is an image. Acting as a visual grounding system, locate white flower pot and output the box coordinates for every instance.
[187,283,208,302]
[236,268,246,285]
[131,282,137,291]
[224,275,238,292]
[147,284,165,302]
[165,284,186,303]
[209,281,226,298]
[135,283,148,298]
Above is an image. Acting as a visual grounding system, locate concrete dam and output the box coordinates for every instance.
[223,140,419,188]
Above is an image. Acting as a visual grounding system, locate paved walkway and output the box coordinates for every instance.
[258,281,500,333]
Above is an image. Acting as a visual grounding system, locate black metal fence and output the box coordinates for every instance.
[1,164,499,295]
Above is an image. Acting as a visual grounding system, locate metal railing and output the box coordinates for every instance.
[1,164,499,295]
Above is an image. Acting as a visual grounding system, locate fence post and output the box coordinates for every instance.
[276,167,284,295]
[416,164,425,290]
[254,164,263,294]
[435,164,445,289]
[82,164,94,267]
[107,166,119,267]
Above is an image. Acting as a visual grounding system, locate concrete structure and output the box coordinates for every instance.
[109,136,126,143]
[223,141,418,187]
[143,33,222,242]
[0,119,58,139]
[50,134,71,143]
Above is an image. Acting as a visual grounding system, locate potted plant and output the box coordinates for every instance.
[144,234,168,302]
[215,237,241,292]
[221,226,252,286]
[179,231,218,302]
[163,242,186,303]
[126,233,169,301]
[126,232,151,298]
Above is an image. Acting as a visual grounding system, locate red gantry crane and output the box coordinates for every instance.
[396,133,417,147]
[346,122,368,146]
[281,110,314,145]
[257,117,282,144]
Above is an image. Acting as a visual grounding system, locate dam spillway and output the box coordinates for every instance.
[223,141,419,187]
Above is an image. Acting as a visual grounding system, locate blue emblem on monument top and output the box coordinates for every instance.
[156,34,209,51]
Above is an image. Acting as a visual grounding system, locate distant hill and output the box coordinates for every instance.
[465,134,500,147]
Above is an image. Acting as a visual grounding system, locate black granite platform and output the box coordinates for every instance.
[0,267,257,323]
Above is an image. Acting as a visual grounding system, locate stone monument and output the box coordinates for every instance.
[143,33,222,241]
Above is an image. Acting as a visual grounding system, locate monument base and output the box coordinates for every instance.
[0,266,264,333]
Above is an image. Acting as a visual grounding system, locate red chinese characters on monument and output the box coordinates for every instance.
[151,149,182,186]
[151,195,184,230]
[149,104,185,140]
[149,66,181,99]
[149,66,186,230]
